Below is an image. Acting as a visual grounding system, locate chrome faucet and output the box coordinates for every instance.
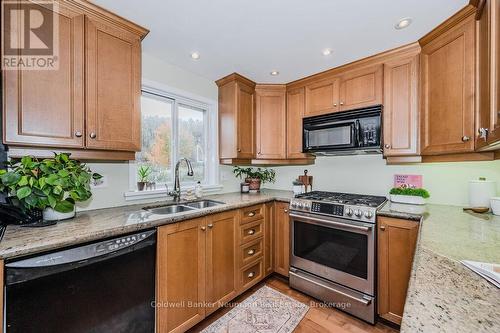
[168,158,194,201]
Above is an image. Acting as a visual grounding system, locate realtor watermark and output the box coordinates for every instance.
[1,0,59,70]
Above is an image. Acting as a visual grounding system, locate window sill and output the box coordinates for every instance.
[123,184,224,201]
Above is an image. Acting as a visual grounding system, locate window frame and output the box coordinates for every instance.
[127,81,219,197]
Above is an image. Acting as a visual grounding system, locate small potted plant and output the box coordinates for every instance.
[137,165,152,191]
[0,153,102,221]
[233,166,276,192]
[389,186,430,205]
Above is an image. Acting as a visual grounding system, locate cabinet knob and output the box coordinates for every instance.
[208,224,213,229]
[340,102,344,106]
[237,148,241,152]
[462,136,470,142]
[247,272,255,278]
[478,128,488,140]
[201,226,206,231]
[89,132,97,139]
[384,144,391,149]
[284,209,288,213]
[333,103,337,107]
[380,225,386,231]
[247,229,255,235]
[75,131,82,138]
[258,152,261,155]
[247,211,256,217]
[247,249,255,255]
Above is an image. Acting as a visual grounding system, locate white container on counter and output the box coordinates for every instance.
[469,179,497,208]
[390,194,426,205]
[491,197,500,216]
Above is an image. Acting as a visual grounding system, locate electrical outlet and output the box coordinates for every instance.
[91,175,108,189]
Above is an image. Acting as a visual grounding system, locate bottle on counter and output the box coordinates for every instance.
[195,181,203,198]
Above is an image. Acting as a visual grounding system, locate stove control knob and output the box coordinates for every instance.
[345,208,353,216]
[364,211,373,219]
[297,202,304,209]
[354,209,362,217]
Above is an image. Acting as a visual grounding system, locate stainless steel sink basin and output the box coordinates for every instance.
[144,204,196,215]
[143,200,225,215]
[184,200,225,209]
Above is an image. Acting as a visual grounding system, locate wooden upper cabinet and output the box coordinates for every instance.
[383,54,420,156]
[157,218,206,333]
[205,210,238,315]
[304,77,340,116]
[377,217,419,325]
[420,11,476,155]
[85,17,142,151]
[255,85,286,159]
[217,74,256,161]
[476,0,500,149]
[287,87,308,159]
[3,3,85,148]
[274,201,290,277]
[339,65,383,111]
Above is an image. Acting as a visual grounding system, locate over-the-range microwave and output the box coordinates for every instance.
[302,105,382,155]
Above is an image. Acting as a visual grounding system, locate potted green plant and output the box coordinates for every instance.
[137,165,152,191]
[389,187,430,205]
[233,166,276,191]
[0,153,102,221]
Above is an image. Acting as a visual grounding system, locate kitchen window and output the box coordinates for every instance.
[126,84,219,199]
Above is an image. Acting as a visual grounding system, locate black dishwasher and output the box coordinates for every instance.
[4,229,156,333]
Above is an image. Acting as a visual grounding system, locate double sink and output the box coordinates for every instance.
[143,199,225,215]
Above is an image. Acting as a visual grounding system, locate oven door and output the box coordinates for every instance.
[290,212,374,295]
[303,121,357,152]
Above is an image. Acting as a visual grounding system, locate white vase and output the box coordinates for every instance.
[43,207,76,221]
[390,194,426,205]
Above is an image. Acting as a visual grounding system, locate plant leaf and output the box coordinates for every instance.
[16,186,32,199]
[1,172,21,186]
[54,199,74,213]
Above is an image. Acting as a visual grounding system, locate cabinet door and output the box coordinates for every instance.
[206,210,238,314]
[476,0,500,148]
[383,55,419,156]
[264,202,274,276]
[287,87,309,159]
[236,82,255,159]
[255,86,286,159]
[377,217,419,325]
[421,15,475,155]
[3,4,84,148]
[85,17,141,151]
[305,77,340,116]
[339,65,383,111]
[274,202,290,277]
[157,218,206,333]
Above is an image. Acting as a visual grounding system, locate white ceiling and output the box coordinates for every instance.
[93,0,468,83]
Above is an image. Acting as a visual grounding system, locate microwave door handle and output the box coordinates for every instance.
[355,120,362,146]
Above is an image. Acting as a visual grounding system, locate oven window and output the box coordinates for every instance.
[293,221,368,279]
[307,125,352,147]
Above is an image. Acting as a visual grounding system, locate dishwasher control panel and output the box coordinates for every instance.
[99,232,150,252]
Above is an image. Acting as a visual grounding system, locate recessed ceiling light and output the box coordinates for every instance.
[190,52,200,60]
[270,71,279,76]
[322,49,332,56]
[395,18,412,30]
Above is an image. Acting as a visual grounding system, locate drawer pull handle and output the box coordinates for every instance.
[247,249,255,255]
[380,225,386,231]
[201,226,206,231]
[75,131,82,137]
[247,272,255,278]
[208,224,213,229]
[247,211,256,217]
[89,132,97,139]
[247,229,255,235]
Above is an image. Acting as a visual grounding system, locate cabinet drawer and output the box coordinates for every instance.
[240,204,264,224]
[240,259,263,291]
[239,219,264,245]
[239,238,263,267]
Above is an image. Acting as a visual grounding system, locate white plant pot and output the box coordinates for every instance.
[390,194,426,205]
[43,207,76,221]
[491,197,500,216]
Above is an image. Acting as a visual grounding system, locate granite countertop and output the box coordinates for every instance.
[379,202,500,332]
[0,190,293,260]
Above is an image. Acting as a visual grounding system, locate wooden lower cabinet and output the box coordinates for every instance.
[377,216,420,325]
[156,217,206,333]
[205,211,238,315]
[274,201,290,277]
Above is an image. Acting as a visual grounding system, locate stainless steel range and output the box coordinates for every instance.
[288,191,387,324]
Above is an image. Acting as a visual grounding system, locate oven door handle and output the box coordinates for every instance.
[289,213,372,232]
[289,270,372,306]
